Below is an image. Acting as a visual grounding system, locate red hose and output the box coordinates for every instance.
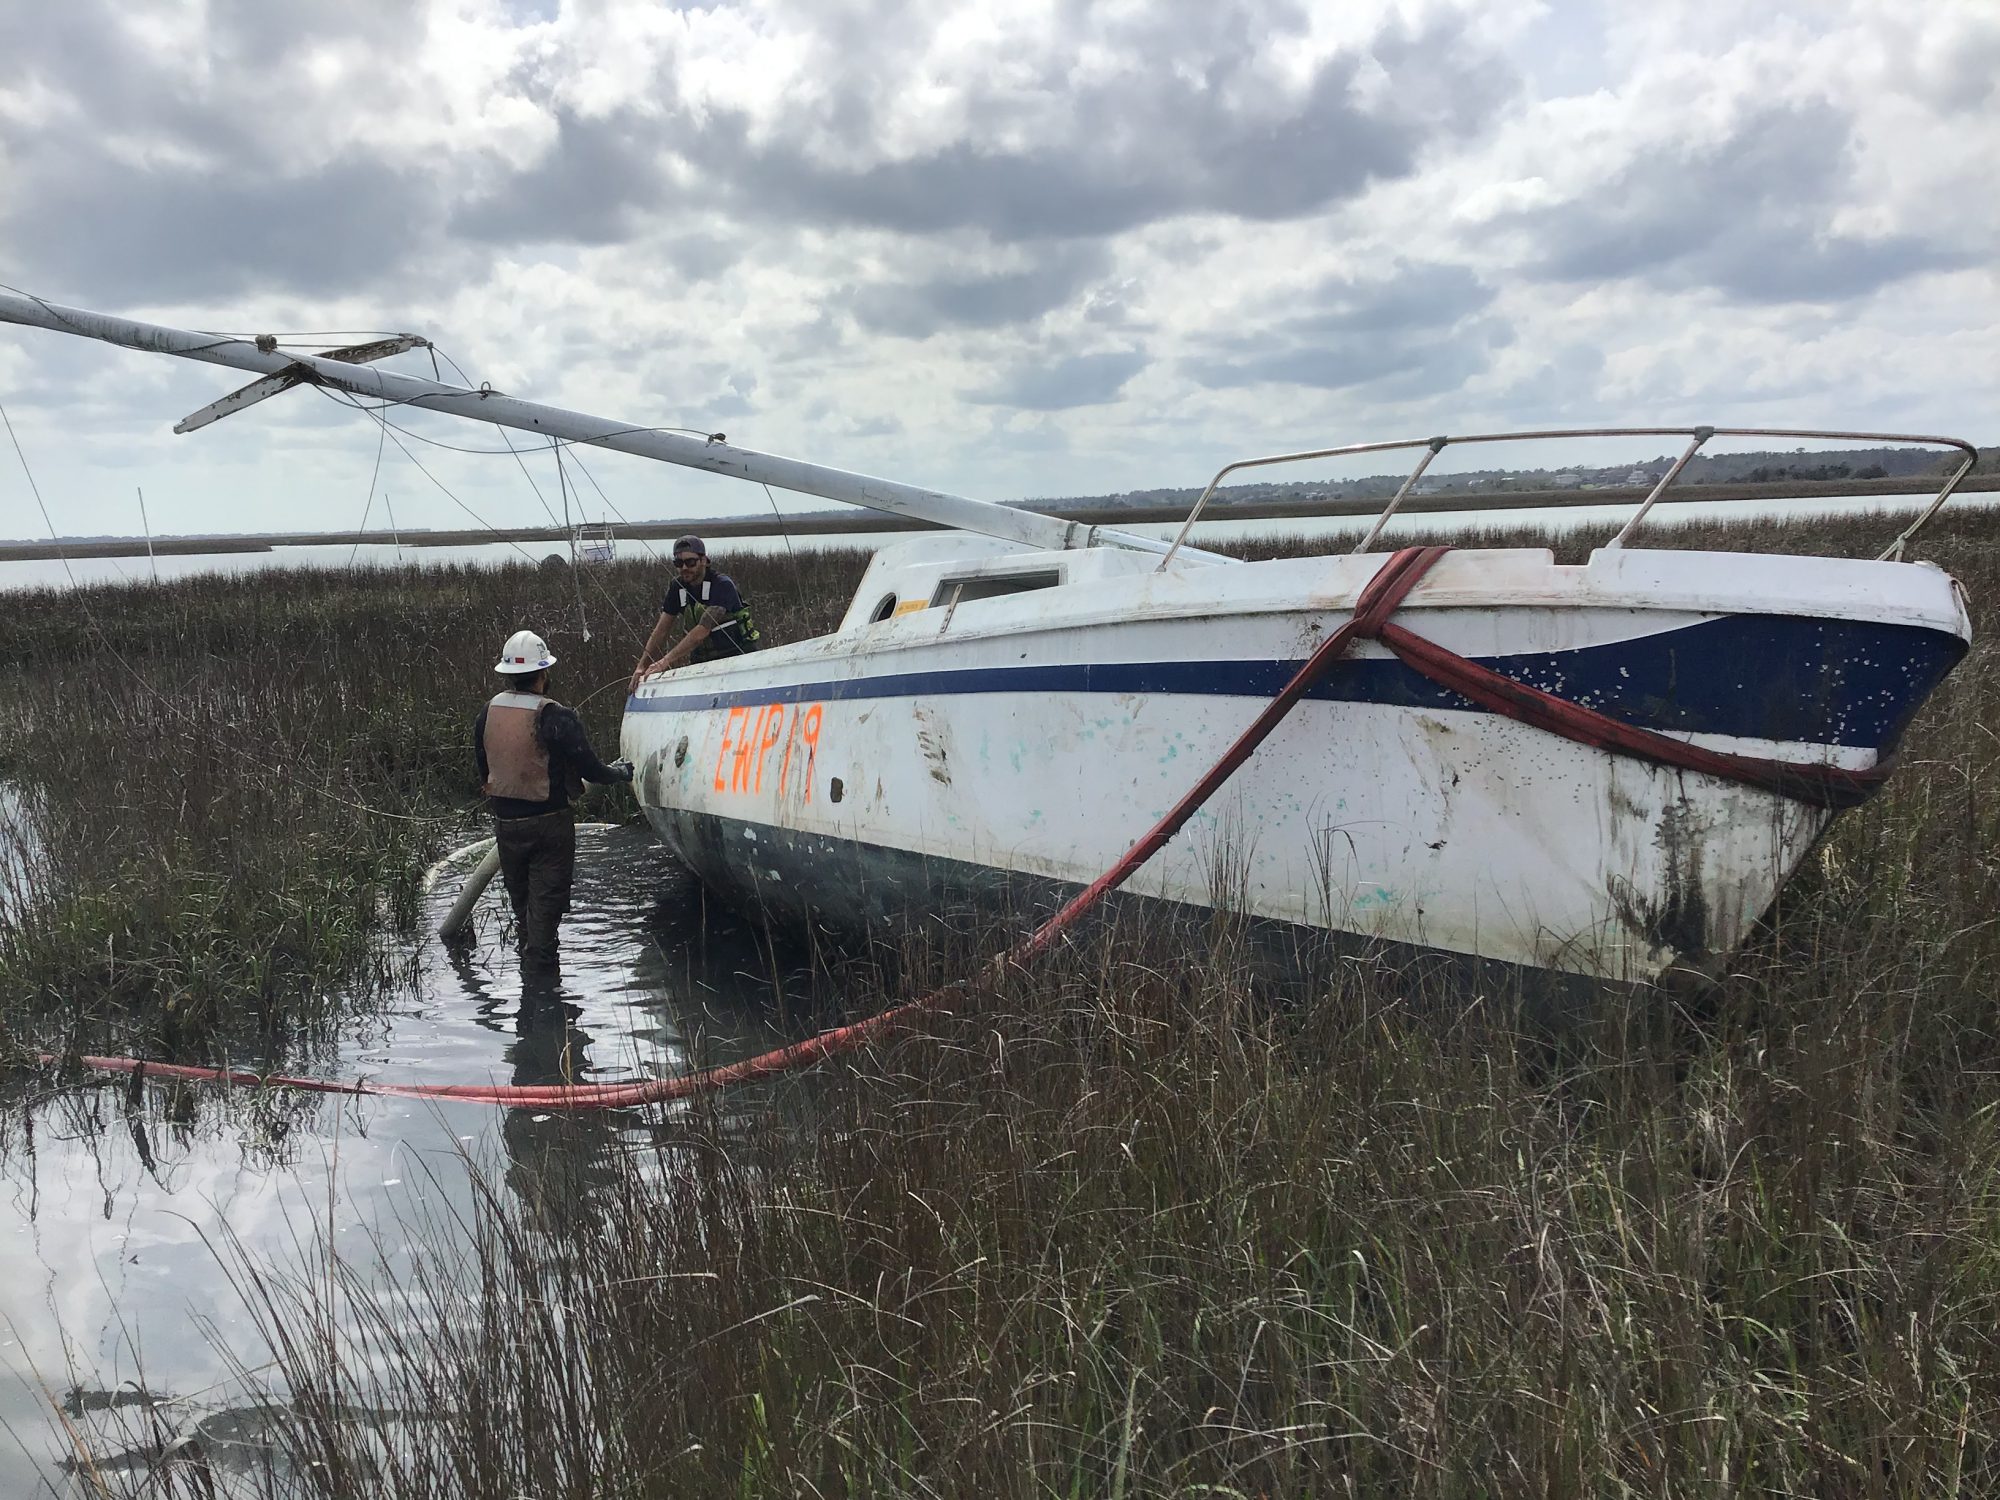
[41,544,1883,1110]
[1375,621,1886,808]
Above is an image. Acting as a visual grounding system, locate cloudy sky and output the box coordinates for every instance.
[0,0,1994,541]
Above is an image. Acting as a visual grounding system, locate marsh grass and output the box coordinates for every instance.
[0,547,872,1056]
[106,891,2000,1497]
[32,508,2000,1496]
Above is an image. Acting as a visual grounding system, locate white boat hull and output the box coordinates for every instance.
[623,541,1968,981]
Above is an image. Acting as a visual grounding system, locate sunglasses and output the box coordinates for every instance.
[673,555,702,567]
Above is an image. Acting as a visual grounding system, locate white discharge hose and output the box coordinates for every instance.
[422,837,497,894]
[428,823,615,942]
[437,846,503,942]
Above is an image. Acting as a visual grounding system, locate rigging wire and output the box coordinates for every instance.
[437,341,660,564]
[308,352,756,592]
[760,481,806,595]
[315,387,541,564]
[347,352,653,654]
[418,347,695,653]
[8,330,707,838]
[12,325,750,741]
[384,346,803,579]
[370,346,652,646]
[0,282,243,361]
[346,401,389,568]
[320,390,725,456]
[561,447,664,564]
[353,347,800,661]
[1,398,81,593]
[347,484,377,567]
[244,330,407,342]
[553,438,590,642]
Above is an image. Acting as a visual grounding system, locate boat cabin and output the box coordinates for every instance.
[837,534,1177,632]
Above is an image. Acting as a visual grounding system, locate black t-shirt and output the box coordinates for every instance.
[663,569,745,620]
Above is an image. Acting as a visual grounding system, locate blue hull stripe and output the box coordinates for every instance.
[628,613,1964,751]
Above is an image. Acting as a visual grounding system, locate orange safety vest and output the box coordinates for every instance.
[483,691,557,802]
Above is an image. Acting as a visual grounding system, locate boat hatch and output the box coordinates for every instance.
[930,569,1062,607]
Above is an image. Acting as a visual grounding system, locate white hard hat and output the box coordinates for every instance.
[494,629,557,674]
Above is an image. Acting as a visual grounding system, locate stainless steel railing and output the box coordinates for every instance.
[1154,426,1981,569]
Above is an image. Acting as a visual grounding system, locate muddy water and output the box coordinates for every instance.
[0,824,831,1495]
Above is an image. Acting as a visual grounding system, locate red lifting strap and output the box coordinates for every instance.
[43,545,1884,1111]
[1367,546,1888,811]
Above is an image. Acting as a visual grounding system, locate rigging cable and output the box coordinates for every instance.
[562,445,664,563]
[554,439,590,643]
[430,344,662,566]
[346,397,390,568]
[2,398,79,591]
[318,388,540,564]
[327,352,653,644]
[761,481,806,596]
[352,346,803,580]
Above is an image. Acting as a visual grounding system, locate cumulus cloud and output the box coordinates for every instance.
[1512,103,1969,302]
[967,349,1149,411]
[847,245,1108,338]
[568,1,1516,243]
[0,0,1993,542]
[1188,262,1499,393]
[450,109,673,247]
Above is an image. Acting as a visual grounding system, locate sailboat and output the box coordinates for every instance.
[0,290,1975,980]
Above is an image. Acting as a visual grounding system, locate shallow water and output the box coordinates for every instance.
[0,823,832,1494]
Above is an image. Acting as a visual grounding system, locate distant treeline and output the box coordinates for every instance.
[9,446,1995,556]
[1048,445,1998,513]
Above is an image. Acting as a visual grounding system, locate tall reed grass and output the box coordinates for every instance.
[49,507,2000,1497]
[0,545,870,1056]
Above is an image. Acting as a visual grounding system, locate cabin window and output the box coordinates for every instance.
[928,569,1061,607]
[868,593,900,623]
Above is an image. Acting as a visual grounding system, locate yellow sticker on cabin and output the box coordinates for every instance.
[892,598,927,617]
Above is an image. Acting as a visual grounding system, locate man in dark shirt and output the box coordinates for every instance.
[474,629,632,973]
[629,535,761,691]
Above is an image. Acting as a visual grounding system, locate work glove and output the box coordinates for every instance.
[610,759,636,784]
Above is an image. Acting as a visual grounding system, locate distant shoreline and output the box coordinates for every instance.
[4,473,1993,563]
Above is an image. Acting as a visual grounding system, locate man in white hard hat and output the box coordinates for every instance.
[474,629,633,973]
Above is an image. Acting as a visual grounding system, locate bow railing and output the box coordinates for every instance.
[1155,425,1980,568]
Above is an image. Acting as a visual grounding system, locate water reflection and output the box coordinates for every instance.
[0,823,845,1495]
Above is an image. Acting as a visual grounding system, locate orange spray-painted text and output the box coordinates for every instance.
[713,702,824,800]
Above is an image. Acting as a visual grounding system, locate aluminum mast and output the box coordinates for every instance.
[0,289,1226,564]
